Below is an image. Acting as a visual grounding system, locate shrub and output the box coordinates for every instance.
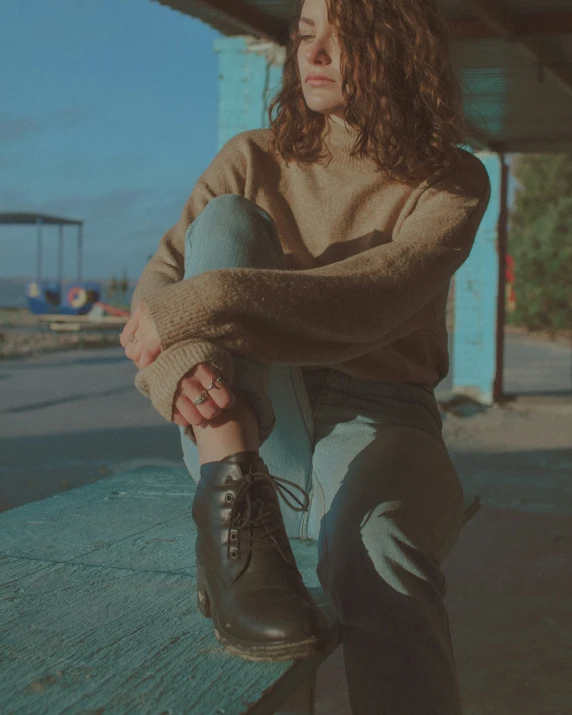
[509,154,572,336]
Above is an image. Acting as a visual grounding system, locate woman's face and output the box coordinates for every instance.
[296,0,346,120]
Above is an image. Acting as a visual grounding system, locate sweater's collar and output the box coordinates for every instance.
[321,113,376,171]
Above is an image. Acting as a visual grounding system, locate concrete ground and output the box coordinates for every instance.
[1,331,571,713]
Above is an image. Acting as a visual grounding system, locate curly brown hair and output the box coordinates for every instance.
[267,0,468,184]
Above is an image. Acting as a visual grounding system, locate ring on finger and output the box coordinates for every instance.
[192,390,209,406]
[206,376,224,391]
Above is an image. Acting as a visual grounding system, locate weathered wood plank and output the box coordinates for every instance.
[0,468,340,714]
[0,467,194,563]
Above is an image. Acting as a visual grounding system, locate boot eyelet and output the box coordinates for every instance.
[230,548,239,559]
[230,530,238,540]
[225,493,234,503]
[224,476,233,486]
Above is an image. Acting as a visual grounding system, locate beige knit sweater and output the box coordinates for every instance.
[132,115,491,438]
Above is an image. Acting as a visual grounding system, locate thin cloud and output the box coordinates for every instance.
[0,117,41,142]
[0,106,90,144]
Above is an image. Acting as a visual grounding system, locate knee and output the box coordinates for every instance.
[184,194,283,269]
[204,193,254,213]
[195,194,273,231]
[317,506,446,621]
[360,509,446,598]
[185,195,248,244]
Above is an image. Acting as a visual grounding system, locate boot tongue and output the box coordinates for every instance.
[220,451,261,474]
[222,452,277,528]
[220,453,296,567]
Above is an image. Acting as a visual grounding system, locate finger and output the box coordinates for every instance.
[188,364,234,410]
[119,313,139,348]
[119,321,131,348]
[172,406,189,426]
[179,382,223,422]
[138,345,161,369]
[180,377,227,417]
[193,391,223,421]
[125,338,143,365]
[175,394,207,427]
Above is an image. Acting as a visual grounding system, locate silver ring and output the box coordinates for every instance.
[129,334,137,343]
[192,391,209,406]
[206,376,224,391]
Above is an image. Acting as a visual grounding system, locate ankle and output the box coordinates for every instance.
[195,391,260,465]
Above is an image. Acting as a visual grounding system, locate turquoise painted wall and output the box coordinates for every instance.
[214,36,284,149]
[452,153,501,404]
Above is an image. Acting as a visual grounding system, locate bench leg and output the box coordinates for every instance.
[463,495,481,526]
[275,672,316,715]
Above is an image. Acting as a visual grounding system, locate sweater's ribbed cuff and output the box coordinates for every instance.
[134,340,235,426]
[144,277,213,351]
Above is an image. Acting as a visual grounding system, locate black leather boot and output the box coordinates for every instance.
[193,450,329,661]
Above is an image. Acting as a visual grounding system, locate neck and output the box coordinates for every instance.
[328,113,347,126]
[321,113,375,171]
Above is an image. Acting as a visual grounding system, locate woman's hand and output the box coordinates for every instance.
[172,362,236,427]
[121,303,236,427]
[120,301,162,369]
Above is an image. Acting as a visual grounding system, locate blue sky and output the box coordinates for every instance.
[1,0,222,281]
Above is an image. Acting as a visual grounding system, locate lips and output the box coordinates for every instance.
[306,74,334,82]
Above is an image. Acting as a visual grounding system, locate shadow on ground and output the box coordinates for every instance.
[0,425,186,512]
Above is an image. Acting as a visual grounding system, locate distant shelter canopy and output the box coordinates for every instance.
[0,212,84,283]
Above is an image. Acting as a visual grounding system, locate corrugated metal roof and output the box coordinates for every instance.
[150,0,572,153]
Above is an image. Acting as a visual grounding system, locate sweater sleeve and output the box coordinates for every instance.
[143,153,491,367]
[130,134,249,429]
[130,134,248,311]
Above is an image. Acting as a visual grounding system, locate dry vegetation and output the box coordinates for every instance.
[0,308,122,359]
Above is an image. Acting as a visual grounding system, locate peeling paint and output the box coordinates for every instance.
[244,36,286,67]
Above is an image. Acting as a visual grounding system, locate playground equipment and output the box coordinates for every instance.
[0,213,122,317]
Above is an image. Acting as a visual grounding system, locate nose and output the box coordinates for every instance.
[305,39,332,65]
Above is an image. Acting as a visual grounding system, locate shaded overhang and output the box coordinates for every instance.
[150,0,572,154]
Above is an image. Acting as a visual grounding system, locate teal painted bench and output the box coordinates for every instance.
[0,467,480,714]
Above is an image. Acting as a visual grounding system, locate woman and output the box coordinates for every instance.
[120,0,490,711]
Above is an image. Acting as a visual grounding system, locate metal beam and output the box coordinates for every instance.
[36,218,43,283]
[449,11,572,39]
[491,134,572,153]
[463,116,496,152]
[461,1,572,99]
[462,0,516,41]
[58,224,64,295]
[78,224,83,283]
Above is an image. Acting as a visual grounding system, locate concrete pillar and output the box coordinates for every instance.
[452,152,503,404]
[214,36,286,146]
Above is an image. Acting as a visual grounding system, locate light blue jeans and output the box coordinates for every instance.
[180,194,466,714]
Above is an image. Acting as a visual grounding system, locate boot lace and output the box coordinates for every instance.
[227,465,309,563]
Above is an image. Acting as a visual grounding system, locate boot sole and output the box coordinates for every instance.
[197,563,325,662]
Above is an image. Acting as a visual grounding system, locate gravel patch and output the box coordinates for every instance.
[0,308,122,359]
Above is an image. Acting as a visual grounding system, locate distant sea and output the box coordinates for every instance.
[0,276,136,308]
